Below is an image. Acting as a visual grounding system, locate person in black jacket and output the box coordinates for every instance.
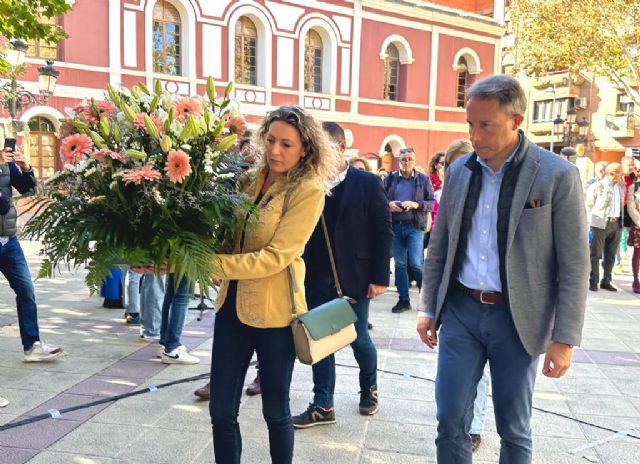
[293,122,393,428]
[0,145,63,361]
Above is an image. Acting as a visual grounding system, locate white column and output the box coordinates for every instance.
[428,29,440,122]
[494,0,505,22]
[108,0,121,86]
[350,0,363,114]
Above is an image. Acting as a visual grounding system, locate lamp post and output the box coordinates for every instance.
[552,107,590,161]
[1,39,59,131]
[546,83,561,153]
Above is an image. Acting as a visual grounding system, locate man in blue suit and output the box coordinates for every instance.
[293,122,393,427]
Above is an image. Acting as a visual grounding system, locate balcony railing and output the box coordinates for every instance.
[605,114,635,137]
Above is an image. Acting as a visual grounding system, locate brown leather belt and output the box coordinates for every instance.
[456,282,506,305]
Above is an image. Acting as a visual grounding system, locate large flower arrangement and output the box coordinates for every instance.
[22,78,251,293]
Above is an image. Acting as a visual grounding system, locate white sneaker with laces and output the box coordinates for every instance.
[23,341,63,362]
[0,396,8,408]
[161,345,199,365]
[140,332,161,341]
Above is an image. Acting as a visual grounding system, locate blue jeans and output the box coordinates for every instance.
[391,222,424,300]
[469,365,490,435]
[0,237,40,351]
[436,289,538,464]
[125,270,141,314]
[160,274,191,352]
[307,275,377,408]
[210,282,296,464]
[140,274,165,336]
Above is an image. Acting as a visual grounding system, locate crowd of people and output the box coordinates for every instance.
[2,73,631,463]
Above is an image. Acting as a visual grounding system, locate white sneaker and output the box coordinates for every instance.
[140,332,161,341]
[0,396,8,408]
[161,345,199,365]
[23,341,63,362]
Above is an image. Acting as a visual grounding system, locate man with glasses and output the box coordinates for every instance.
[384,148,434,313]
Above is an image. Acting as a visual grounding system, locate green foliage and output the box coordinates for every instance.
[0,0,70,74]
[510,0,640,105]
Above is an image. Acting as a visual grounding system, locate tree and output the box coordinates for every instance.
[510,0,640,106]
[0,0,71,74]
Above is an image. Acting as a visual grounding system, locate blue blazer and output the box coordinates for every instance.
[304,166,393,299]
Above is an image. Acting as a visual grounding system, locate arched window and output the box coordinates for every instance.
[456,57,470,108]
[383,44,400,101]
[153,0,181,75]
[235,17,258,86]
[28,116,58,180]
[304,29,323,93]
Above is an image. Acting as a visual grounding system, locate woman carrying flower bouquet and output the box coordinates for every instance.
[209,105,338,464]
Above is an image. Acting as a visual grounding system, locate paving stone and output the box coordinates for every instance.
[0,447,39,464]
[564,394,640,418]
[364,420,435,455]
[65,375,141,398]
[23,393,110,422]
[26,450,127,464]
[359,449,435,464]
[49,422,141,457]
[0,417,81,449]
[115,427,211,464]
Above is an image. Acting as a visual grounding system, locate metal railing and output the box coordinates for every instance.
[605,114,635,132]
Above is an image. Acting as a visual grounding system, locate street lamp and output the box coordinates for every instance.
[1,39,60,131]
[551,114,564,153]
[552,108,590,161]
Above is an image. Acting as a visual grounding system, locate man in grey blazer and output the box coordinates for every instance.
[417,75,589,464]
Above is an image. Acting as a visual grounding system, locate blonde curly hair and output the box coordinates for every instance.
[253,105,339,193]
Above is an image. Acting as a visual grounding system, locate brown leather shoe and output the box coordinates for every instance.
[246,374,261,396]
[194,382,210,400]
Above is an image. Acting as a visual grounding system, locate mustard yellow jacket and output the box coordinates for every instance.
[213,170,325,328]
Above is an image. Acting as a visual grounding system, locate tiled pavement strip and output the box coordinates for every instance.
[0,240,639,463]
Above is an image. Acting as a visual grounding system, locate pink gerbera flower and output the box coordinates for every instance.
[91,149,125,162]
[223,114,247,137]
[74,101,117,124]
[60,134,94,164]
[164,149,192,184]
[134,113,164,135]
[122,165,162,185]
[173,98,203,122]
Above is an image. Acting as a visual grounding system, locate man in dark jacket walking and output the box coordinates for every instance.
[293,122,393,427]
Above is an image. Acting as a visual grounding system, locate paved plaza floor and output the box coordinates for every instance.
[1,240,640,463]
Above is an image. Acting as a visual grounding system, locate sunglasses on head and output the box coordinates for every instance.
[399,147,414,154]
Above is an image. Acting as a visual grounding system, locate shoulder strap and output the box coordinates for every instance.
[281,188,298,319]
[283,187,343,319]
[320,215,343,297]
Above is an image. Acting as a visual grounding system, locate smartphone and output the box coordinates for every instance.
[3,138,16,152]
[394,201,406,210]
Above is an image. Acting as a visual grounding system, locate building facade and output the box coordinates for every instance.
[1,0,504,179]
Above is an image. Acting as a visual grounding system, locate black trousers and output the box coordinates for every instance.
[590,221,622,285]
